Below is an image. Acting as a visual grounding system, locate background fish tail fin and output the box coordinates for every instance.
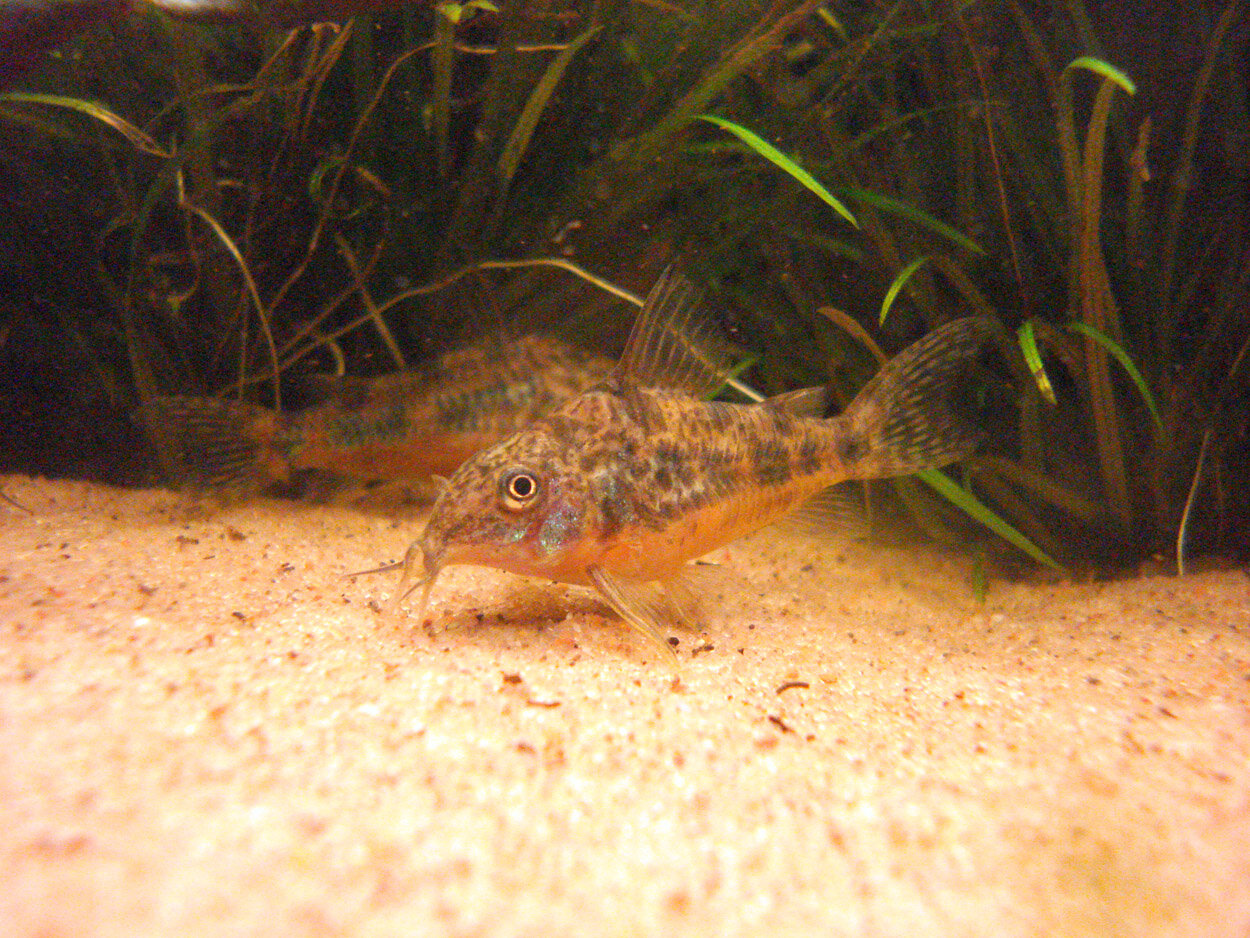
[837,317,1007,477]
[139,396,281,493]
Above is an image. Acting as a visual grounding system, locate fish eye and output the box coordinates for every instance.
[500,468,540,512]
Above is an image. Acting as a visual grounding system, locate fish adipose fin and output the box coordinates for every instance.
[614,265,735,398]
[838,316,1004,478]
[588,564,680,667]
[764,385,834,418]
[140,396,278,493]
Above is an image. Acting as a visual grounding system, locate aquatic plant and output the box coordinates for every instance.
[0,0,1244,571]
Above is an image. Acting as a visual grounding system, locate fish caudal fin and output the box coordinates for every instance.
[837,317,1004,478]
[140,396,281,492]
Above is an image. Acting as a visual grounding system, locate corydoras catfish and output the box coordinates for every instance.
[397,267,1001,660]
[142,334,616,492]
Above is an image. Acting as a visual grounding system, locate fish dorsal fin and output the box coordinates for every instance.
[763,385,833,418]
[614,265,733,398]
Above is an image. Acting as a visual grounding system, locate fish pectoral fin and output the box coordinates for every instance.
[587,565,680,667]
[614,265,734,398]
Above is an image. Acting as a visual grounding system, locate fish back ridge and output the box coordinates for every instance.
[140,396,282,492]
[835,317,1001,478]
[423,337,615,437]
[614,266,734,398]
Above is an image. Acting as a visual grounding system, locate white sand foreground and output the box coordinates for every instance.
[1,474,1248,937]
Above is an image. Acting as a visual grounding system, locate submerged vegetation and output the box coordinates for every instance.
[0,0,1246,573]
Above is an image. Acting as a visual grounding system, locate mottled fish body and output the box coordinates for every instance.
[143,334,616,491]
[404,267,1001,657]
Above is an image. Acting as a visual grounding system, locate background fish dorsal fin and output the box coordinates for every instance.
[296,374,372,408]
[614,265,733,398]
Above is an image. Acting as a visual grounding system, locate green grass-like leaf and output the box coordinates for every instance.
[839,185,983,254]
[498,25,602,190]
[917,469,1067,573]
[1016,320,1057,404]
[879,255,929,325]
[817,305,886,363]
[1063,56,1137,96]
[715,353,763,402]
[438,0,499,25]
[1067,321,1164,435]
[695,114,859,229]
[0,91,170,157]
[783,228,866,264]
[178,191,280,408]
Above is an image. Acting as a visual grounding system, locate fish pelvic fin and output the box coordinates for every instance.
[779,483,867,539]
[837,316,1005,478]
[614,265,734,399]
[140,396,281,493]
[587,565,680,669]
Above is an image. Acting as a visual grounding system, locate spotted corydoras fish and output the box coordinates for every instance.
[143,334,616,491]
[399,267,999,658]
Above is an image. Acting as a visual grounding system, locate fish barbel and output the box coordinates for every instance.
[142,334,616,491]
[399,267,1001,659]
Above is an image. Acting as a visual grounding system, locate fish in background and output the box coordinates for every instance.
[141,333,617,494]
[396,267,1004,662]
